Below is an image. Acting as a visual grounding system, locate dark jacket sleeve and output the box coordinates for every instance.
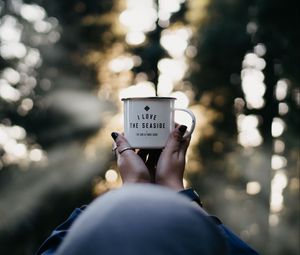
[35,206,86,255]
[210,216,260,255]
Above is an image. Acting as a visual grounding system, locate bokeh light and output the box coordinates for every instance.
[271,118,285,138]
[237,114,263,147]
[270,170,288,213]
[120,0,157,45]
[246,182,261,195]
[119,81,156,99]
[0,0,59,168]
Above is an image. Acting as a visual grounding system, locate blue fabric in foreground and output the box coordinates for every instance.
[218,224,260,255]
[36,185,260,255]
[36,207,85,255]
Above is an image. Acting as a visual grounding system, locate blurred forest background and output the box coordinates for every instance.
[0,0,299,254]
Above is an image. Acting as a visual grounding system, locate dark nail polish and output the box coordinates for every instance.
[111,132,118,140]
[179,125,187,134]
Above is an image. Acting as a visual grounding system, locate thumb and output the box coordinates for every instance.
[179,134,191,160]
[163,125,187,155]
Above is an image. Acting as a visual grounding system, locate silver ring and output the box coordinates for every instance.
[119,147,133,154]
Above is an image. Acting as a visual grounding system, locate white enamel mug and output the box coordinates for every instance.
[122,97,196,148]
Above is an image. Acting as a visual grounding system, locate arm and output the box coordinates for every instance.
[207,216,260,255]
[35,206,86,255]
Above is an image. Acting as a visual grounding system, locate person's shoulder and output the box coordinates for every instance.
[217,224,261,255]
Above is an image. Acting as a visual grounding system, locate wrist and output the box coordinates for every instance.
[121,170,151,184]
[156,178,184,191]
[178,188,203,207]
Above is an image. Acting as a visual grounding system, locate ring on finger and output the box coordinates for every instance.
[119,147,134,154]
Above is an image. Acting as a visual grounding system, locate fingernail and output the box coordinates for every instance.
[111,132,118,140]
[179,125,187,134]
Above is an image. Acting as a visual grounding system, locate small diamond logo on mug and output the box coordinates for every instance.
[144,106,150,111]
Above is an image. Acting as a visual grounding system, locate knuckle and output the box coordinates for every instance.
[116,139,123,147]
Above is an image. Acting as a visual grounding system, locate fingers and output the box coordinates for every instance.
[111,132,151,183]
[179,134,191,159]
[111,132,134,157]
[163,125,188,156]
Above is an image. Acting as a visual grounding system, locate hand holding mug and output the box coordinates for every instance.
[111,132,150,184]
[156,125,190,191]
[111,124,190,190]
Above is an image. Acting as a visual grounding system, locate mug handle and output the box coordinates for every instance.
[174,108,196,138]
